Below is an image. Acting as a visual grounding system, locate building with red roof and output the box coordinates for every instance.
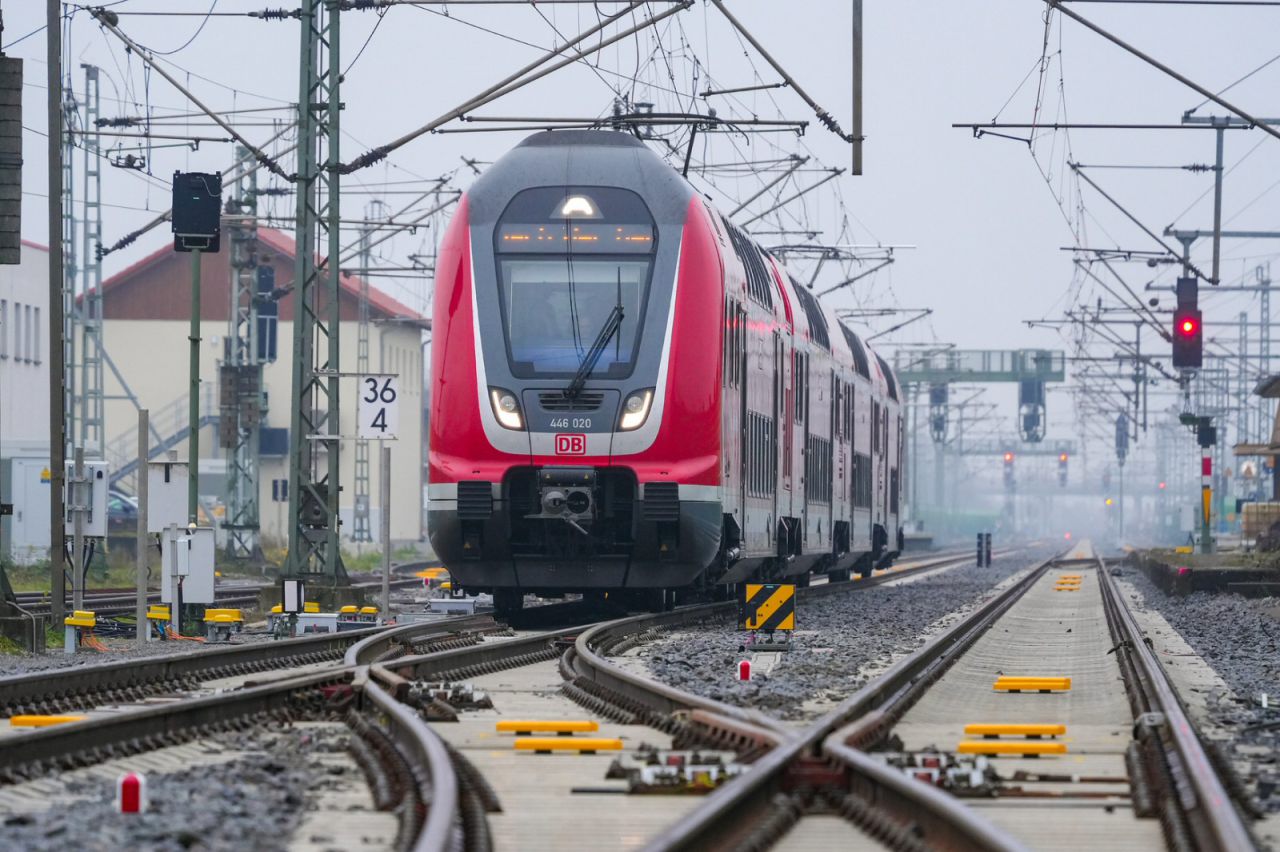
[94,228,428,546]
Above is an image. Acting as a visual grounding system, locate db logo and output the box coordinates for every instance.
[555,433,587,455]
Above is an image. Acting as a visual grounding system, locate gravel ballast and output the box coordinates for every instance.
[644,548,1052,721]
[0,630,278,676]
[1120,562,1280,815]
[0,725,349,851]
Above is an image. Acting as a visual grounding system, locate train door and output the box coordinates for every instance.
[736,304,748,533]
[827,371,838,549]
[800,352,810,548]
[773,332,783,529]
[783,349,793,495]
[879,404,890,528]
[871,399,882,532]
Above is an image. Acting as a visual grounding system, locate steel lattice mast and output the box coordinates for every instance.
[351,205,375,544]
[224,146,264,559]
[286,0,347,583]
[78,64,104,459]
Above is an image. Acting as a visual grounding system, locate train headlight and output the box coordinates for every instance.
[618,389,654,431]
[488,387,524,430]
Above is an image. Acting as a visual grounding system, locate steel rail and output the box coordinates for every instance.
[646,552,1058,852]
[1096,554,1256,851]
[364,673,464,852]
[0,668,346,779]
[0,663,467,852]
[343,614,500,667]
[0,613,495,716]
[562,550,983,728]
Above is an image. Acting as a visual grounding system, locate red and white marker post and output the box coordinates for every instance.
[116,772,147,813]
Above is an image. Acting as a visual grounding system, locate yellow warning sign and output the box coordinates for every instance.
[39,467,51,483]
[738,583,796,631]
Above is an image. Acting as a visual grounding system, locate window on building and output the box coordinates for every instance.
[0,299,7,358]
[14,302,22,363]
[33,307,40,364]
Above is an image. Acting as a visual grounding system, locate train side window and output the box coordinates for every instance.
[876,354,899,401]
[722,301,729,387]
[803,355,811,422]
[839,324,871,379]
[790,278,830,351]
[723,222,773,309]
[871,401,880,455]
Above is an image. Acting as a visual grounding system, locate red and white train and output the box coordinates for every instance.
[428,131,903,613]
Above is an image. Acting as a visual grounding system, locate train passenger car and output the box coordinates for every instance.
[428,130,902,613]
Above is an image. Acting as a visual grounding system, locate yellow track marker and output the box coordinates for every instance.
[9,715,86,727]
[514,737,622,754]
[964,723,1066,738]
[958,740,1067,757]
[496,720,599,735]
[994,677,1072,693]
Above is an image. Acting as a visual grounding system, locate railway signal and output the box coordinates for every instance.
[1002,452,1014,489]
[1058,453,1068,488]
[1172,308,1203,368]
[1172,276,1203,369]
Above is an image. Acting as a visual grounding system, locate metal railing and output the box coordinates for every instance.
[104,383,217,489]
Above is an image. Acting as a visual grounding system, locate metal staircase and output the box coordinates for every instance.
[106,384,218,491]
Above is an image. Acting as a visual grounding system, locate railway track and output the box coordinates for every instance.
[0,549,976,850]
[645,542,1256,852]
[10,564,436,620]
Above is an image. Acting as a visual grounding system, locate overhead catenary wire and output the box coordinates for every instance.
[87,8,290,177]
[339,0,692,173]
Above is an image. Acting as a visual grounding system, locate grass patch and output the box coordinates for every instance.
[343,549,384,573]
[4,561,157,593]
[0,635,26,655]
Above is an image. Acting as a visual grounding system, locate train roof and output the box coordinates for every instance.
[516,129,649,149]
[466,130,694,226]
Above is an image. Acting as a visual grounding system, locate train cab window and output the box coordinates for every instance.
[494,186,657,379]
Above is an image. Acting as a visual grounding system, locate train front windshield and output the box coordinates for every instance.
[495,186,657,379]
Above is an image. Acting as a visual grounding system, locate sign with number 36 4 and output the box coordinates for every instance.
[358,375,399,439]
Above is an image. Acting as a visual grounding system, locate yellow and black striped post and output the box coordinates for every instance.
[738,583,796,631]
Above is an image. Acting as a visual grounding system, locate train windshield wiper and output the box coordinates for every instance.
[564,304,624,400]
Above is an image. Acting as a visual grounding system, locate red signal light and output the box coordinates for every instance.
[1179,317,1198,336]
[1058,453,1068,463]
[1003,452,1014,463]
[1158,481,1166,490]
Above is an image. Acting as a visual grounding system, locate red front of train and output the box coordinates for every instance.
[428,131,726,608]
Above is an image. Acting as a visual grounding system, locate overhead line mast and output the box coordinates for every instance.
[285,0,347,584]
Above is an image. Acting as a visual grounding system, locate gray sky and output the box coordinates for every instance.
[8,1,1280,472]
